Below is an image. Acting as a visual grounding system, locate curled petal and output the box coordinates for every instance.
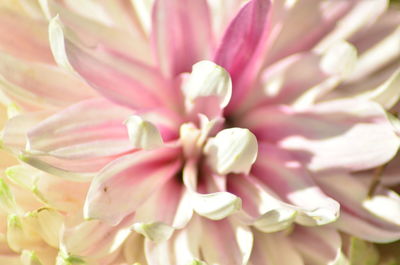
[132,222,174,243]
[204,128,258,175]
[183,60,232,109]
[125,115,163,150]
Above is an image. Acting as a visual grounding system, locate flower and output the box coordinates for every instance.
[0,0,399,264]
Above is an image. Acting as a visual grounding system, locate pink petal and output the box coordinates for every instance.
[49,18,170,110]
[133,177,193,229]
[43,0,152,65]
[250,231,304,265]
[290,226,343,265]
[315,173,400,243]
[252,143,340,226]
[0,52,96,109]
[214,0,271,110]
[0,9,54,64]
[84,146,182,225]
[200,218,253,265]
[242,99,400,172]
[151,0,212,77]
[265,0,353,64]
[3,111,54,151]
[61,213,135,259]
[27,99,133,159]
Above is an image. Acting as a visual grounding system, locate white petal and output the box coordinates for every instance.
[204,128,258,175]
[191,192,241,220]
[320,41,357,78]
[48,16,75,73]
[359,68,400,110]
[183,60,232,108]
[132,222,174,242]
[363,191,400,226]
[125,115,163,150]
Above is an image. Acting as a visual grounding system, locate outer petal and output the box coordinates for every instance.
[60,214,135,260]
[48,16,170,110]
[315,173,400,243]
[228,174,297,233]
[242,99,400,172]
[84,146,181,225]
[252,143,340,226]
[151,0,212,77]
[265,0,354,64]
[0,8,54,64]
[27,98,133,159]
[214,0,271,110]
[200,218,253,265]
[290,226,345,265]
[249,230,304,265]
[0,52,96,109]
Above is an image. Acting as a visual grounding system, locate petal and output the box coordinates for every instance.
[182,60,232,109]
[125,115,164,150]
[214,0,271,110]
[84,147,181,225]
[151,0,212,77]
[290,226,344,265]
[0,52,96,109]
[266,0,353,64]
[200,218,253,265]
[182,160,241,220]
[252,144,340,226]
[27,98,133,159]
[132,176,193,238]
[228,174,297,233]
[243,99,400,172]
[2,111,54,151]
[0,8,54,64]
[61,214,135,259]
[132,222,174,243]
[249,230,304,265]
[204,128,258,175]
[48,16,169,110]
[315,173,400,243]
[40,0,152,65]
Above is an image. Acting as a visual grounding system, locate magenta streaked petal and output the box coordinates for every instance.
[0,52,96,109]
[253,143,340,226]
[214,0,271,111]
[84,146,181,225]
[290,226,343,265]
[49,17,170,110]
[200,218,253,265]
[250,230,304,265]
[151,0,212,77]
[27,98,133,159]
[243,99,400,172]
[315,173,400,243]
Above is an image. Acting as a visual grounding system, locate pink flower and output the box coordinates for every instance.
[0,0,399,264]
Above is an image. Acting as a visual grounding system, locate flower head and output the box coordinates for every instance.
[0,0,399,264]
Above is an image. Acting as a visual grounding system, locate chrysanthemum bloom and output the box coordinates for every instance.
[1,0,400,264]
